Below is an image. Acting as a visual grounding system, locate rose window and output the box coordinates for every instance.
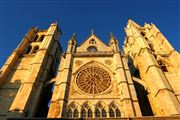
[76,67,111,94]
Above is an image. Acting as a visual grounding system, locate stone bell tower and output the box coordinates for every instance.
[0,23,62,119]
[48,31,142,118]
[123,19,180,116]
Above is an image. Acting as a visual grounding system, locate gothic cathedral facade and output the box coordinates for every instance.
[0,20,180,119]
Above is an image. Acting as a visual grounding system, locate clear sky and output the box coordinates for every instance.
[0,0,179,68]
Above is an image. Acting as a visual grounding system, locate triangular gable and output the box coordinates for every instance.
[76,33,111,52]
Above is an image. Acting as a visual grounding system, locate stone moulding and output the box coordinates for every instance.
[74,51,114,57]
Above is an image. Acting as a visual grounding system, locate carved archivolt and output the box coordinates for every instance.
[76,66,111,94]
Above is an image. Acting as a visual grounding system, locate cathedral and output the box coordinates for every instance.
[0,19,180,120]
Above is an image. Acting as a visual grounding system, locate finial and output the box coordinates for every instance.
[91,29,94,35]
[128,18,133,23]
[109,32,118,45]
[71,33,76,40]
[110,32,116,40]
[51,21,58,26]
[110,32,113,37]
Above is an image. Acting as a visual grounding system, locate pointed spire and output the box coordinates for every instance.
[68,33,76,45]
[71,33,76,42]
[110,32,116,40]
[110,32,113,37]
[35,26,38,29]
[34,26,39,32]
[144,22,151,29]
[127,19,142,28]
[71,33,76,39]
[109,32,118,45]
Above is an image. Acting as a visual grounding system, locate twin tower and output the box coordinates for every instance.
[0,20,180,119]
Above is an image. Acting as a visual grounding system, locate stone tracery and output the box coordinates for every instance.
[76,67,111,94]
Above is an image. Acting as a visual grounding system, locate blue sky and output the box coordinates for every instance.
[0,0,179,67]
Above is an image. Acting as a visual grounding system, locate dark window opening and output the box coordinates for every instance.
[35,82,55,117]
[102,109,106,117]
[134,81,154,116]
[141,32,145,37]
[161,66,168,72]
[95,109,100,117]
[33,46,39,53]
[158,60,168,72]
[39,35,45,42]
[74,109,79,118]
[34,35,39,42]
[81,109,86,118]
[67,109,73,118]
[89,39,96,44]
[109,108,115,117]
[88,109,92,117]
[116,109,121,117]
[25,46,32,54]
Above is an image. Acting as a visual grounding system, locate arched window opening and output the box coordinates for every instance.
[109,102,121,118]
[33,46,39,53]
[74,109,79,118]
[39,35,45,42]
[95,109,100,118]
[109,108,115,117]
[102,109,106,117]
[25,45,32,54]
[158,60,168,72]
[81,109,86,118]
[88,109,92,118]
[34,35,39,42]
[141,32,145,37]
[67,109,73,118]
[89,39,96,44]
[116,108,121,117]
[87,46,97,52]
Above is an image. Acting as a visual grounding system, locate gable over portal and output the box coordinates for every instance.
[76,33,111,52]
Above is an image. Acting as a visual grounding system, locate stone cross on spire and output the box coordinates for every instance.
[91,29,94,35]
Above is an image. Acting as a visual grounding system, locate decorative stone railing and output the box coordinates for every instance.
[74,51,114,57]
